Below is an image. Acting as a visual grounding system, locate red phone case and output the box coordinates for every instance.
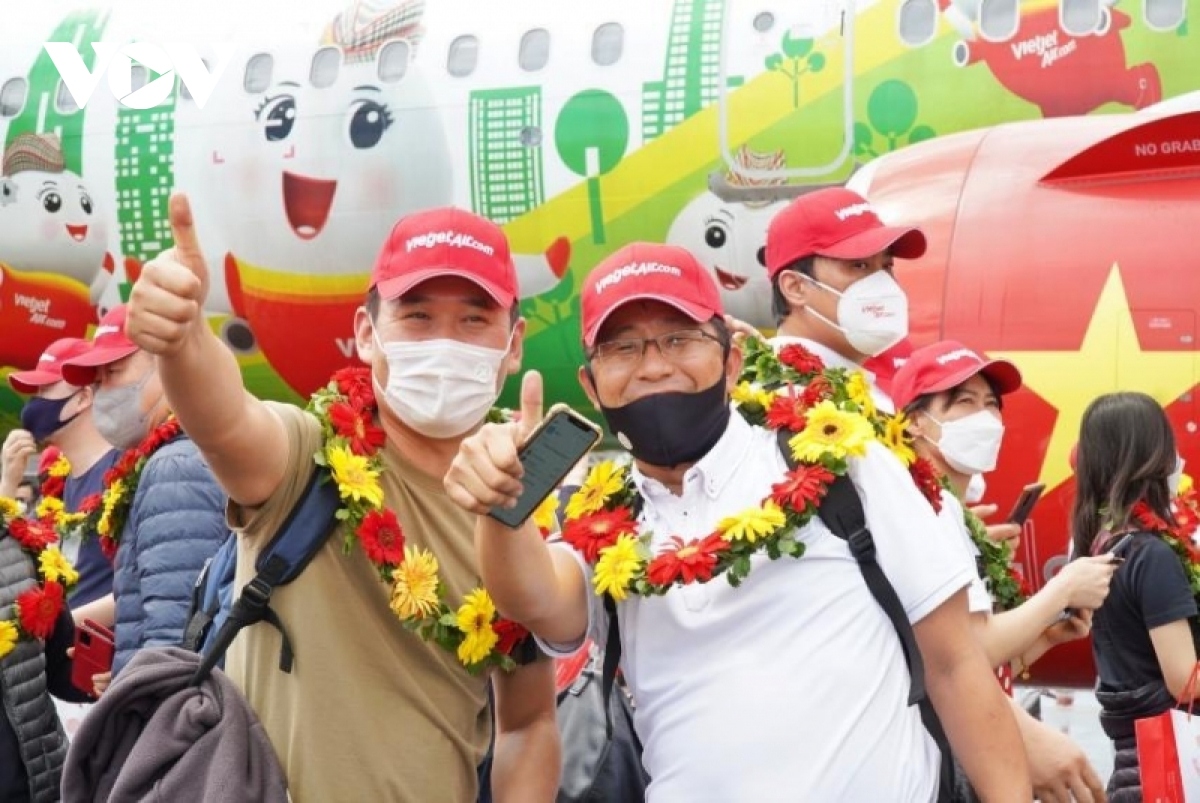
[71,619,114,694]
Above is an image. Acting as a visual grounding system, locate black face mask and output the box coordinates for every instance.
[20,392,82,443]
[598,376,731,468]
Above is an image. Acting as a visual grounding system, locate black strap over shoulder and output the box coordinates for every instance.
[189,469,342,687]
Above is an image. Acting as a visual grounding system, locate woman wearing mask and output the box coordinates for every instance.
[893,341,1119,802]
[1073,392,1197,802]
[59,304,228,682]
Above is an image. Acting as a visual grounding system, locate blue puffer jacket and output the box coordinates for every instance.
[111,435,228,676]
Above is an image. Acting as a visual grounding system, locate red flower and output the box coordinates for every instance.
[765,393,808,433]
[909,458,943,514]
[778,344,826,376]
[1009,566,1033,599]
[17,581,64,639]
[801,376,834,408]
[562,508,638,563]
[40,474,65,500]
[494,618,531,656]
[100,536,118,563]
[8,519,58,552]
[356,509,406,566]
[646,534,729,586]
[771,464,835,512]
[138,419,182,456]
[78,494,103,515]
[332,367,375,410]
[1132,502,1178,537]
[106,450,140,484]
[329,402,386,456]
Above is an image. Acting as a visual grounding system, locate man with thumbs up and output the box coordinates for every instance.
[125,195,559,802]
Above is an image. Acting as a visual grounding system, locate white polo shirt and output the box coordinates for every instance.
[542,413,974,802]
[768,335,896,414]
[939,489,994,615]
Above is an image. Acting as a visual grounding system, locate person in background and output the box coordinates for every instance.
[60,304,228,680]
[14,480,36,517]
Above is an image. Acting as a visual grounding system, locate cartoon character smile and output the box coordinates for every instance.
[66,223,88,242]
[282,170,338,240]
[714,265,748,291]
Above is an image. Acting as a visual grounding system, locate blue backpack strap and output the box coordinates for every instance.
[181,533,237,653]
[189,469,342,686]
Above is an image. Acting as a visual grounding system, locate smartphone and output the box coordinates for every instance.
[1007,482,1046,525]
[487,404,603,529]
[71,619,114,694]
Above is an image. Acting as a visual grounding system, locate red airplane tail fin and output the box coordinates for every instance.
[1039,110,1200,186]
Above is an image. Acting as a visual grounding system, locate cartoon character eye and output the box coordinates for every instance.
[255,94,296,142]
[0,179,15,206]
[704,221,729,249]
[80,191,93,215]
[348,99,393,150]
[42,192,62,213]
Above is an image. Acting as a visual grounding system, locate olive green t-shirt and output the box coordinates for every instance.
[226,402,490,803]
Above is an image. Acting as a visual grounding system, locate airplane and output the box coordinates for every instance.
[0,0,1195,688]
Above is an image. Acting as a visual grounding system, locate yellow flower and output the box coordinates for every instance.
[532,493,559,533]
[846,371,877,419]
[732,382,773,410]
[566,461,624,519]
[788,401,875,463]
[0,498,20,522]
[98,481,125,538]
[48,455,71,478]
[592,535,644,602]
[455,588,500,666]
[1181,474,1194,495]
[36,496,65,522]
[327,446,384,508]
[38,547,79,587]
[390,545,441,620]
[0,620,16,658]
[882,411,917,468]
[718,501,787,543]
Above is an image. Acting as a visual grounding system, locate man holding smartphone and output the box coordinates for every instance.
[123,195,559,802]
[446,242,1030,801]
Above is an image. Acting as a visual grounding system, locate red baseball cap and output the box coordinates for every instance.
[864,338,914,398]
[60,305,141,386]
[582,243,723,347]
[8,337,93,394]
[891,340,1022,411]
[371,207,517,306]
[765,187,927,279]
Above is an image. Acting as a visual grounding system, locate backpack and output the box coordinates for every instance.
[593,431,957,803]
[181,533,238,662]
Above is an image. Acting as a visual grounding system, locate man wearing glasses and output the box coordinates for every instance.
[446,243,1029,801]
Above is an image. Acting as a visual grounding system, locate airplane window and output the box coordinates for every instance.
[753,12,776,32]
[244,53,274,93]
[980,0,1020,40]
[130,65,148,93]
[56,79,79,114]
[1060,0,1101,35]
[311,46,341,89]
[519,28,550,72]
[448,35,479,77]
[897,0,938,46]
[378,40,411,83]
[1145,0,1186,29]
[0,77,27,118]
[592,22,624,66]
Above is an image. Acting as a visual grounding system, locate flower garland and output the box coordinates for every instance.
[1131,493,1200,600]
[309,367,532,674]
[954,483,1029,612]
[32,454,90,537]
[0,498,80,659]
[559,337,902,600]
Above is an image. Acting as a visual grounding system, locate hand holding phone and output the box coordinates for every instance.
[71,619,114,695]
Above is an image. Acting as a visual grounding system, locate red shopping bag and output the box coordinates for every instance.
[1138,664,1200,802]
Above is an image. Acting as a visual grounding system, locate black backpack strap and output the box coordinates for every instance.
[189,469,341,686]
[777,430,955,802]
[600,593,621,740]
[181,556,215,652]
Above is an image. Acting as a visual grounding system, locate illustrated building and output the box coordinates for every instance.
[469,87,545,224]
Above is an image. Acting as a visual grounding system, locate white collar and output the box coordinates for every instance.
[630,407,753,502]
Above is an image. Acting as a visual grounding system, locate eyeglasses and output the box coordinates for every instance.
[590,329,724,368]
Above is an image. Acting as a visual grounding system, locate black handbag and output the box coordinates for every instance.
[555,649,649,803]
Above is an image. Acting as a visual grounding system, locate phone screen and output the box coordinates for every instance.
[487,410,600,529]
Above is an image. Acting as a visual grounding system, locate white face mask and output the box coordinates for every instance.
[372,329,510,440]
[965,473,987,505]
[803,270,909,357]
[1169,455,1185,497]
[927,410,1006,475]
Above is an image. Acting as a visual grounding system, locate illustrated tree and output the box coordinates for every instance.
[853,80,936,160]
[554,90,629,245]
[765,32,827,109]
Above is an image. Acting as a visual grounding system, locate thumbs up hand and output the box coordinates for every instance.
[126,193,210,356]
[445,371,545,520]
